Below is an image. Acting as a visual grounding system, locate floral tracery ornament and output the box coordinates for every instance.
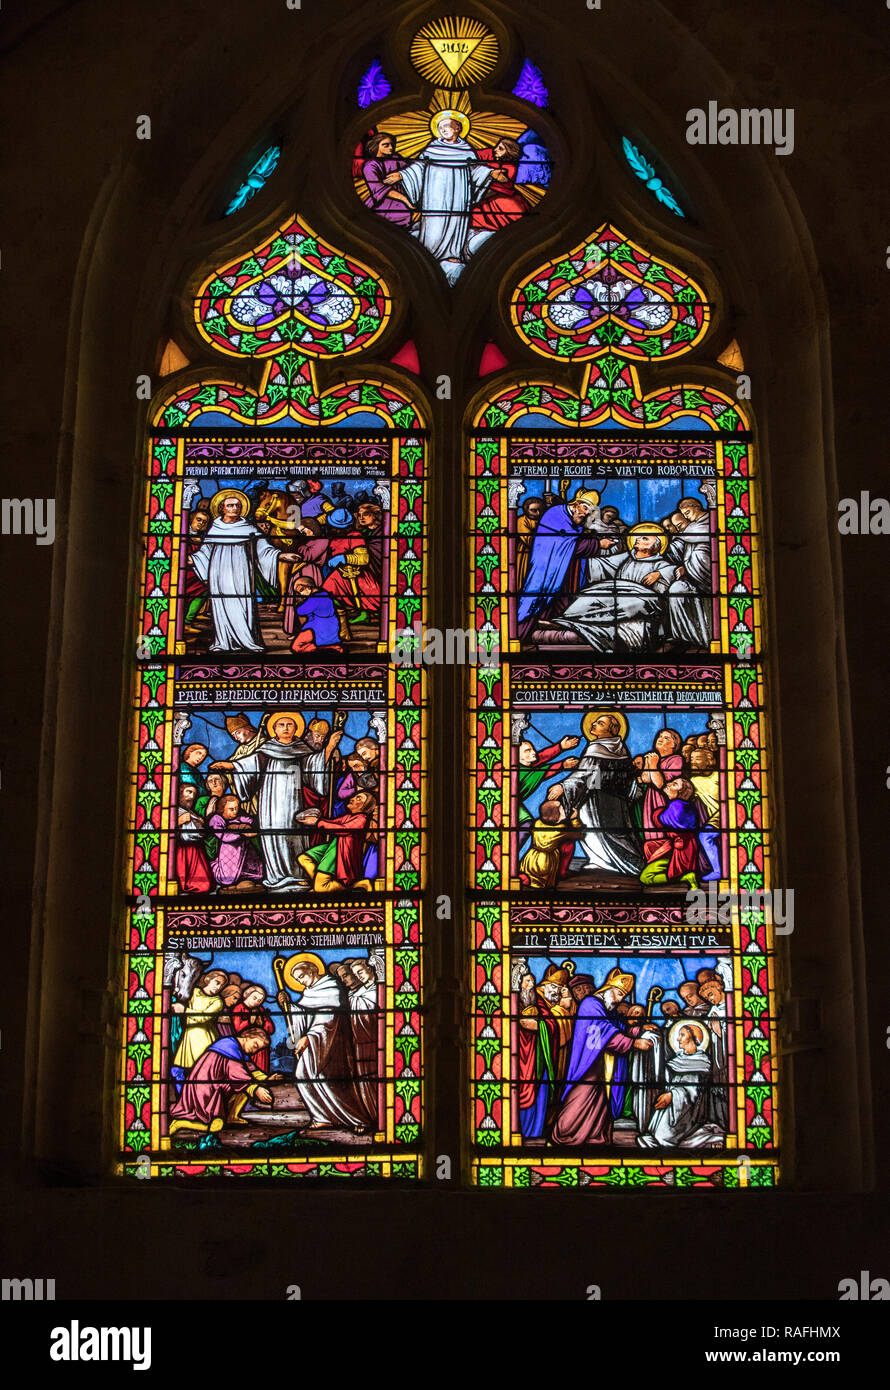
[195,215,391,360]
[511,224,709,363]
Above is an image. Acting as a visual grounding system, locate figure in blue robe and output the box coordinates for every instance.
[517,497,608,636]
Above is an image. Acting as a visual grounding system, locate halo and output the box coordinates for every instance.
[626,521,668,556]
[668,1018,711,1054]
[581,708,629,742]
[429,108,471,139]
[210,488,252,520]
[264,710,306,740]
[282,952,325,993]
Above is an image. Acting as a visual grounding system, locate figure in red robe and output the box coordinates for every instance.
[517,965,571,1139]
[174,786,212,892]
[296,791,375,891]
[639,779,704,889]
[471,138,528,229]
[321,502,384,625]
[232,983,275,1074]
[169,1029,278,1135]
[634,729,686,842]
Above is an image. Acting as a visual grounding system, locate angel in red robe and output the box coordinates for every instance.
[471,138,528,230]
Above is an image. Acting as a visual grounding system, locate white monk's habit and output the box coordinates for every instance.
[191,516,279,652]
[289,974,367,1130]
[230,736,311,892]
[400,136,493,284]
[637,1050,725,1149]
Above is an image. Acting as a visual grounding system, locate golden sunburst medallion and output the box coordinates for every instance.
[410,16,498,89]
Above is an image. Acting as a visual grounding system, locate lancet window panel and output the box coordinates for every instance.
[470,900,776,1189]
[120,213,427,1182]
[467,227,777,1189]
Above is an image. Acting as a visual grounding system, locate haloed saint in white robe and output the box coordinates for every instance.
[559,735,645,877]
[399,137,493,284]
[288,974,367,1130]
[191,517,280,652]
[230,737,311,892]
[637,1050,725,1149]
[553,550,681,651]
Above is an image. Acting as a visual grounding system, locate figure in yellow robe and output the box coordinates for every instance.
[519,802,578,889]
[171,971,227,1073]
[515,498,544,593]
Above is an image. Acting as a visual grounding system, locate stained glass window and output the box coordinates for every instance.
[469,225,777,1189]
[121,18,778,1193]
[353,17,551,285]
[122,216,425,1180]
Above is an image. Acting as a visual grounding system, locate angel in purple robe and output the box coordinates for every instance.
[361,133,413,228]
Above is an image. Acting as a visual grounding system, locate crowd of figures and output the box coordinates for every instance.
[515,488,715,653]
[183,481,386,654]
[164,950,383,1140]
[514,960,731,1149]
[175,712,381,895]
[516,716,724,889]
